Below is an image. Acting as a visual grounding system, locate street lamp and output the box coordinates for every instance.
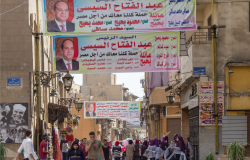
[140,116,144,121]
[62,71,74,91]
[166,91,175,104]
[150,106,156,114]
[74,100,83,113]
[76,114,81,121]
[50,89,58,97]
[140,121,143,127]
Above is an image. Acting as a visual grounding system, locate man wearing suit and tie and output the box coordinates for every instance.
[86,103,96,117]
[47,1,75,32]
[0,128,14,143]
[56,39,79,71]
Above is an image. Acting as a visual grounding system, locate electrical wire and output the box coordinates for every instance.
[0,0,29,16]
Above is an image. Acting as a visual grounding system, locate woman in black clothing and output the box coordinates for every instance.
[66,141,85,160]
[141,140,148,160]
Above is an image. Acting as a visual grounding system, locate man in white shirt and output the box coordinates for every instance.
[56,39,79,71]
[47,1,75,32]
[13,130,38,160]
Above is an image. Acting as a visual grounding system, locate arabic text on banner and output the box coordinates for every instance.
[84,101,140,119]
[43,0,196,35]
[53,32,179,73]
[199,81,224,126]
[126,120,146,128]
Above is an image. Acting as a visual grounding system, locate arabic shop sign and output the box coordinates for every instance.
[43,0,196,35]
[199,81,224,126]
[84,101,140,119]
[53,32,179,73]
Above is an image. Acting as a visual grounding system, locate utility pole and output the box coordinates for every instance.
[148,105,153,138]
[196,0,226,155]
[197,24,225,154]
[35,0,41,155]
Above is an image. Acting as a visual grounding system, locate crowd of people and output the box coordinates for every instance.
[13,130,190,160]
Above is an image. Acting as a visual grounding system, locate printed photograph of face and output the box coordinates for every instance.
[86,102,96,117]
[55,37,79,71]
[46,0,75,32]
[0,103,28,143]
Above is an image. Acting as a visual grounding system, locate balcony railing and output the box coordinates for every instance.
[187,32,214,46]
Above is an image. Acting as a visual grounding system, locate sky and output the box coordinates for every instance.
[72,72,145,100]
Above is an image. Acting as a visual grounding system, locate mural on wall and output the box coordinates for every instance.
[0,103,29,143]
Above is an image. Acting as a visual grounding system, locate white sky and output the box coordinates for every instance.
[72,72,145,100]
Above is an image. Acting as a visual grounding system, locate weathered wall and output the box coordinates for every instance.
[72,107,100,140]
[81,85,123,101]
[0,0,34,156]
[226,65,250,110]
[83,73,113,85]
[199,126,224,159]
[149,88,180,106]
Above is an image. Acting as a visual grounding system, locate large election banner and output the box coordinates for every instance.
[126,120,146,128]
[53,32,179,73]
[43,0,196,35]
[84,101,140,118]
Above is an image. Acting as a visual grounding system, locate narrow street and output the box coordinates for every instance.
[0,0,250,160]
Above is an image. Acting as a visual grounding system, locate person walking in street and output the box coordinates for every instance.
[39,134,51,160]
[125,140,135,160]
[102,139,112,160]
[155,142,163,160]
[62,139,70,160]
[61,135,69,160]
[85,131,105,160]
[13,130,38,160]
[133,139,140,160]
[112,140,121,160]
[185,137,190,159]
[147,139,156,160]
[122,140,128,160]
[154,138,159,147]
[66,141,85,160]
[172,135,185,160]
[79,138,88,160]
[141,140,148,160]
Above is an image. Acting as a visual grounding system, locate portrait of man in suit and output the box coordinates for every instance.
[56,39,79,71]
[86,103,96,117]
[47,1,75,32]
[0,128,14,143]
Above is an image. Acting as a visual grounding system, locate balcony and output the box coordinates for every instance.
[187,32,213,47]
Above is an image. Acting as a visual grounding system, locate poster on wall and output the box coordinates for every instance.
[199,82,224,126]
[84,101,140,119]
[52,32,180,73]
[43,0,196,35]
[0,103,28,143]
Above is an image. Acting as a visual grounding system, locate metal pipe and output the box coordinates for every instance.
[212,25,219,155]
[197,24,226,155]
[148,106,153,138]
[35,0,41,155]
